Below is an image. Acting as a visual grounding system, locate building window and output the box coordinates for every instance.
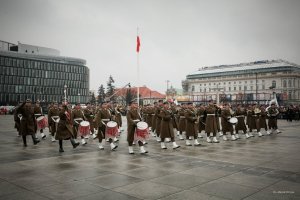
[191,85,195,92]
[239,86,241,90]
[262,85,265,89]
[244,86,247,90]
[272,80,276,88]
[288,80,292,87]
[251,86,253,90]
[228,87,231,91]
[283,80,287,88]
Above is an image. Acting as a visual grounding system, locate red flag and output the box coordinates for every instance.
[136,36,140,52]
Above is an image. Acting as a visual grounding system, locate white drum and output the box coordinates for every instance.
[107,121,118,128]
[137,121,148,130]
[229,117,238,125]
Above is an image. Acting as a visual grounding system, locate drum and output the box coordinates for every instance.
[135,121,149,141]
[79,121,90,136]
[36,116,48,129]
[105,121,118,138]
[229,117,238,125]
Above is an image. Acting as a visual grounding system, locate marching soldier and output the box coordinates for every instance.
[33,101,46,139]
[48,101,60,142]
[72,103,86,144]
[246,105,255,137]
[155,100,163,142]
[16,99,40,147]
[196,104,206,138]
[235,104,250,138]
[221,103,236,141]
[151,102,158,137]
[184,103,200,146]
[94,102,118,150]
[177,103,187,140]
[84,102,96,138]
[267,102,281,134]
[126,100,148,154]
[205,100,219,143]
[56,102,80,152]
[159,102,180,149]
[252,103,263,137]
[259,105,269,135]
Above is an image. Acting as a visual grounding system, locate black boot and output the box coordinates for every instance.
[22,135,27,147]
[32,135,40,145]
[70,138,79,148]
[59,140,64,152]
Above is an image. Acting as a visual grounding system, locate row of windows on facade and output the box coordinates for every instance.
[0,94,87,104]
[191,81,276,92]
[0,84,88,96]
[0,75,88,89]
[187,92,297,101]
[0,56,88,74]
[0,66,88,81]
[197,79,298,87]
[192,70,295,80]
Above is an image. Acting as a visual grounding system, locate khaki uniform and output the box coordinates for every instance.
[84,108,95,133]
[155,106,162,136]
[17,103,36,136]
[94,109,111,141]
[71,109,84,138]
[197,107,206,133]
[126,108,141,144]
[205,105,218,136]
[48,107,60,136]
[184,108,197,138]
[235,108,247,133]
[259,109,268,131]
[160,108,174,139]
[56,107,73,140]
[221,109,234,134]
[178,108,186,132]
[267,107,279,129]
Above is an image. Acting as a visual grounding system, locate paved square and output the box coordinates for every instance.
[0,115,299,199]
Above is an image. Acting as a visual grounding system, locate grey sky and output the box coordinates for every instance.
[1,0,300,93]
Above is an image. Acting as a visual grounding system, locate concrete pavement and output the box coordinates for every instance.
[0,115,299,200]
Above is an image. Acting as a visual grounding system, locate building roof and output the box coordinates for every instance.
[115,86,166,99]
[187,59,300,79]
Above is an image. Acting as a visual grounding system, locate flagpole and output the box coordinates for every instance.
[137,27,140,106]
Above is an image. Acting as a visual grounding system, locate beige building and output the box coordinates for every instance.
[182,60,300,105]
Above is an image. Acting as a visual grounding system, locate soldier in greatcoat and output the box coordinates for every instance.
[177,103,187,140]
[235,104,250,138]
[126,100,148,154]
[72,103,86,144]
[33,101,46,139]
[55,103,79,152]
[154,100,163,142]
[221,103,236,141]
[159,102,180,149]
[205,100,219,143]
[16,99,40,147]
[94,102,118,150]
[267,102,281,133]
[184,102,200,146]
[48,101,60,142]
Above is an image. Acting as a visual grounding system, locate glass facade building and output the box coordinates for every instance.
[0,42,89,105]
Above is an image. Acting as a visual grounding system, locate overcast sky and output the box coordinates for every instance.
[1,0,300,93]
